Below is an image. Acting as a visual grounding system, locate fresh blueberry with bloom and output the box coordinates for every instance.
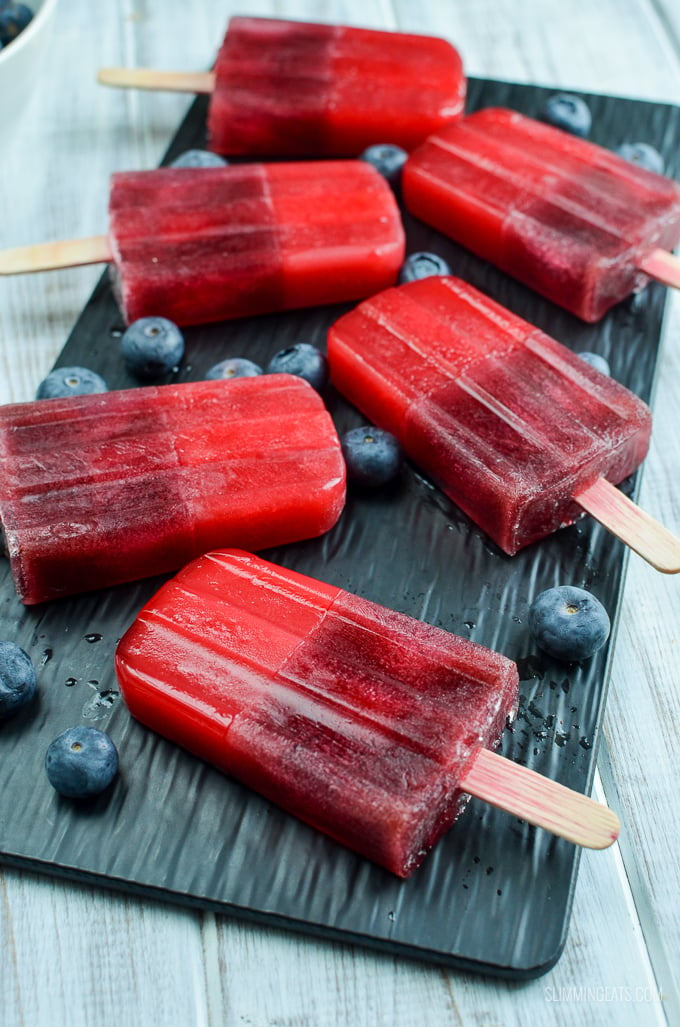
[45,725,119,799]
[36,366,108,399]
[341,426,402,487]
[0,2,33,47]
[579,351,611,376]
[266,343,328,392]
[121,316,185,379]
[359,143,408,187]
[170,149,228,169]
[528,585,610,662]
[0,641,37,720]
[398,251,452,284]
[206,357,263,380]
[540,93,592,137]
[615,142,665,175]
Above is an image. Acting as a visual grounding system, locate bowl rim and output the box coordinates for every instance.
[0,0,59,65]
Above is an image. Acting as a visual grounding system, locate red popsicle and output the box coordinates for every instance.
[402,107,680,321]
[0,376,346,605]
[0,161,405,327]
[115,549,618,877]
[328,275,680,570]
[98,17,466,157]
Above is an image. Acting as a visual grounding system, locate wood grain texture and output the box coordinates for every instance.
[1,0,679,1024]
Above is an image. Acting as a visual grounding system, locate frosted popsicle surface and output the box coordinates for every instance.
[108,161,405,326]
[328,276,651,554]
[0,376,345,604]
[115,549,519,877]
[402,108,680,321]
[208,17,465,157]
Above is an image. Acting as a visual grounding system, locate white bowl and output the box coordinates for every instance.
[0,0,59,140]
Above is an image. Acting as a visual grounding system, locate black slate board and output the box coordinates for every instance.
[1,77,678,979]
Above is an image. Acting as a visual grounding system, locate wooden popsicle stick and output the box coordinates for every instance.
[575,476,680,573]
[461,747,619,849]
[0,236,112,275]
[97,67,215,95]
[638,248,680,289]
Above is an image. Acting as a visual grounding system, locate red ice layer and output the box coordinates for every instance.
[115,549,519,877]
[107,160,405,326]
[402,107,680,321]
[207,16,465,157]
[0,376,345,605]
[327,276,652,554]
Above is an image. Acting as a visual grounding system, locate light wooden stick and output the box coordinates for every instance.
[638,248,680,290]
[0,236,112,275]
[575,476,680,573]
[97,67,215,94]
[462,748,619,849]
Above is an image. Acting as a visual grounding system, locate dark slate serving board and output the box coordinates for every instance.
[1,77,678,979]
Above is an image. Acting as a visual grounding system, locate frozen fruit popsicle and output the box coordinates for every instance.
[98,16,466,157]
[115,549,618,877]
[328,275,680,570]
[0,161,405,327]
[402,107,680,321]
[0,375,345,605]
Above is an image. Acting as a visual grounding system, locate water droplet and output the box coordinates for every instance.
[486,866,494,875]
[463,620,476,631]
[65,677,77,688]
[82,689,119,720]
[579,736,592,750]
[554,731,570,747]
[387,911,395,922]
[496,889,503,896]
[473,856,480,864]
[40,648,53,666]
[84,633,102,644]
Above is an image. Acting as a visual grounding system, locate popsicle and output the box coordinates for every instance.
[328,275,680,570]
[98,16,466,157]
[115,549,619,877]
[402,107,680,321]
[0,375,345,605]
[0,161,405,327]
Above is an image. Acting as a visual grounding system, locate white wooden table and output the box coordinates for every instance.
[1,1,679,1024]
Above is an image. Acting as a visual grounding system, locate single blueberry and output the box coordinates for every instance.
[528,585,610,662]
[579,351,611,376]
[45,725,119,799]
[206,357,263,380]
[266,343,328,392]
[341,426,402,487]
[359,144,408,187]
[0,641,37,720]
[0,3,33,46]
[540,93,592,137]
[615,142,665,176]
[121,316,185,379]
[398,251,452,284]
[170,149,228,169]
[36,366,108,400]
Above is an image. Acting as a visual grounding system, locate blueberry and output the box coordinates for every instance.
[579,351,611,376]
[206,357,263,380]
[528,585,610,662]
[45,725,119,799]
[121,316,185,379]
[36,366,108,399]
[170,149,228,169]
[540,93,592,137]
[398,251,452,284]
[0,641,37,720]
[359,143,408,187]
[615,142,665,176]
[341,426,402,487]
[266,343,328,392]
[0,3,33,46]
